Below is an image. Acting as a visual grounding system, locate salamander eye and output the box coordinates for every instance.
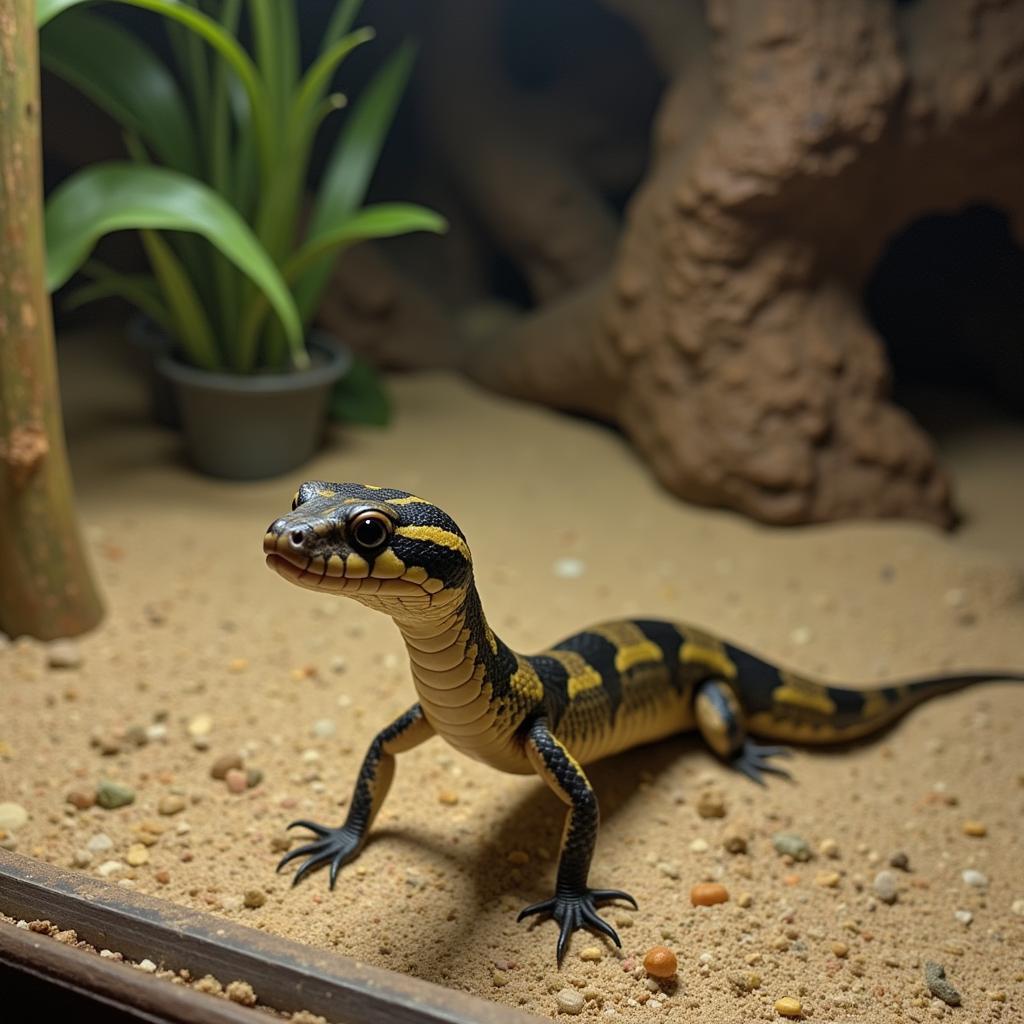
[350,511,392,550]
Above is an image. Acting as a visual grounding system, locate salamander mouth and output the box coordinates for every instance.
[264,552,431,598]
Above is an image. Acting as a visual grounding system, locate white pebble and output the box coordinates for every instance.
[553,558,586,579]
[1011,899,1024,916]
[873,871,898,904]
[87,833,114,853]
[962,869,988,888]
[556,988,585,1014]
[97,860,125,877]
[47,639,82,669]
[0,803,28,832]
[954,910,973,925]
[689,838,709,853]
[136,959,157,973]
[312,719,336,739]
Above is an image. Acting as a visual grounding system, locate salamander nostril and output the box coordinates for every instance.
[289,529,306,547]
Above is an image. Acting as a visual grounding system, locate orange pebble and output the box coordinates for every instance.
[690,882,729,906]
[643,946,678,978]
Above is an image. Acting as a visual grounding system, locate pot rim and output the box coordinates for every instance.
[155,332,351,393]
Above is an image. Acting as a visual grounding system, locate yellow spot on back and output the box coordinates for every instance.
[509,660,544,702]
[774,672,836,716]
[680,642,737,680]
[614,640,663,674]
[396,525,471,561]
[550,651,604,699]
[859,689,890,720]
[317,488,335,498]
[372,549,406,579]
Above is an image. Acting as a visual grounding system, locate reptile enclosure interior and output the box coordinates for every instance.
[2,2,1024,1022]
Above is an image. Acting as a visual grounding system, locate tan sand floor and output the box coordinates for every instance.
[2,332,1023,1021]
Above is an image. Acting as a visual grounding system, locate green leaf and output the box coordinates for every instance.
[329,356,391,426]
[63,261,173,334]
[292,27,374,135]
[238,203,446,348]
[322,0,363,52]
[296,42,421,323]
[140,228,221,369]
[286,203,447,283]
[37,0,273,182]
[44,162,305,371]
[40,9,198,174]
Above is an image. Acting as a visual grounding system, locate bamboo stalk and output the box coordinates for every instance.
[0,0,103,640]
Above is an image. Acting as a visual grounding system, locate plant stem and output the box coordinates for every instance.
[0,0,103,639]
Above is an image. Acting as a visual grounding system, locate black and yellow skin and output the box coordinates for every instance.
[265,481,1024,964]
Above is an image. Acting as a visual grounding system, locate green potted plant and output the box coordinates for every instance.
[38,0,446,479]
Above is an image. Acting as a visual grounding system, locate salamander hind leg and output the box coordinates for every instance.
[694,679,792,786]
[518,717,637,965]
[278,704,435,887]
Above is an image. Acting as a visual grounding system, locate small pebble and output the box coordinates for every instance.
[831,942,849,958]
[962,869,988,888]
[556,987,585,1014]
[773,833,811,861]
[775,996,802,1017]
[690,883,729,907]
[815,871,840,888]
[579,946,602,962]
[688,837,709,853]
[210,754,243,780]
[506,850,530,866]
[312,719,336,739]
[438,790,459,805]
[954,910,973,926]
[642,946,678,979]
[924,962,961,1006]
[727,971,762,992]
[245,768,263,789]
[136,959,157,973]
[888,851,910,871]
[873,871,898,904]
[66,791,95,811]
[72,850,92,868]
[492,970,509,987]
[225,769,248,794]
[243,889,266,909]
[125,844,149,867]
[97,860,124,878]
[553,558,586,580]
[819,838,840,859]
[96,781,135,810]
[696,790,726,819]
[0,803,28,832]
[658,861,681,879]
[47,640,82,669]
[962,820,986,837]
[737,892,753,908]
[187,714,213,738]
[158,795,186,816]
[723,830,748,854]
[155,869,171,884]
[1011,899,1024,916]
[87,832,114,853]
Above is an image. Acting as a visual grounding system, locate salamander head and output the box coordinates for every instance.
[263,481,472,614]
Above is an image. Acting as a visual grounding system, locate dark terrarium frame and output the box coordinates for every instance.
[0,849,540,1024]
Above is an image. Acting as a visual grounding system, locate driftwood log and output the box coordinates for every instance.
[321,0,1024,527]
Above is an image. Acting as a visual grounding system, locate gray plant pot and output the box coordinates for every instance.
[156,334,351,480]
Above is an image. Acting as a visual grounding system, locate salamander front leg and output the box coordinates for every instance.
[694,679,792,785]
[517,717,637,965]
[277,703,435,887]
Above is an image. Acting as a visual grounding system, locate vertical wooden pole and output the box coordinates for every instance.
[0,0,103,639]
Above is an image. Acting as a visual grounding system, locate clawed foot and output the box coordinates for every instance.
[275,819,362,888]
[518,887,638,965]
[732,740,793,785]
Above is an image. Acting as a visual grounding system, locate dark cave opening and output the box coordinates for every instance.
[864,205,1024,416]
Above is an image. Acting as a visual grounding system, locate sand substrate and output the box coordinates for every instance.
[2,333,1023,1021]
